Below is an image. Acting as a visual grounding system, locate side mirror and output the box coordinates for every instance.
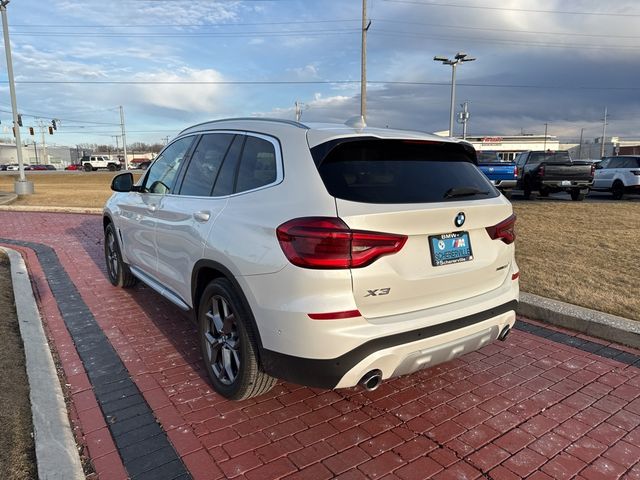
[111,172,134,192]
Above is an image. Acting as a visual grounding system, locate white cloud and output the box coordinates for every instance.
[129,67,228,113]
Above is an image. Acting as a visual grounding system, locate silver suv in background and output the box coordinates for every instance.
[103,118,519,400]
[592,155,640,199]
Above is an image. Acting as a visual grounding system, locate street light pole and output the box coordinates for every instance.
[1,0,33,194]
[434,52,475,137]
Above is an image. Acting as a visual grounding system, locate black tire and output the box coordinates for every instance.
[108,163,116,171]
[570,189,585,201]
[612,181,624,200]
[538,186,550,198]
[104,223,137,288]
[198,278,276,400]
[523,178,534,200]
[84,163,92,172]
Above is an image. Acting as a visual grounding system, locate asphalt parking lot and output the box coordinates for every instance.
[2,210,640,480]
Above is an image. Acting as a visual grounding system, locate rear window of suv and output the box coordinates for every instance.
[528,151,571,164]
[312,139,498,204]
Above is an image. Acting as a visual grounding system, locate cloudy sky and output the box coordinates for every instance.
[1,0,639,147]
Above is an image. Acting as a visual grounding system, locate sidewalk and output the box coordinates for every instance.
[2,210,640,480]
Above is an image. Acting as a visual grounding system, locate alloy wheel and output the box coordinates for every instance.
[203,295,240,385]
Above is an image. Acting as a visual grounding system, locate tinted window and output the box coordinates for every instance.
[621,157,640,168]
[476,151,503,163]
[608,158,624,169]
[528,152,571,164]
[212,135,244,197]
[144,136,193,194]
[314,139,498,204]
[179,134,234,196]
[235,136,277,193]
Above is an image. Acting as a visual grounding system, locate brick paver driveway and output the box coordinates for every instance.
[2,211,640,480]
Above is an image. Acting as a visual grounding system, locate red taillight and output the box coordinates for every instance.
[538,165,545,177]
[514,165,518,178]
[276,217,407,269]
[590,163,596,177]
[486,214,517,245]
[308,310,361,320]
[512,271,520,281]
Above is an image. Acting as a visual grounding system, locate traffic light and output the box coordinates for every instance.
[48,126,53,135]
[29,127,34,135]
[51,119,57,130]
[17,114,23,127]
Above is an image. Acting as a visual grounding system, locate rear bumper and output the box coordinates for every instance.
[541,180,593,189]
[491,179,516,189]
[260,300,517,389]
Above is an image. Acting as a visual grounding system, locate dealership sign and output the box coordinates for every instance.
[482,136,503,145]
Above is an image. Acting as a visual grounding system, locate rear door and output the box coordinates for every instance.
[314,139,514,320]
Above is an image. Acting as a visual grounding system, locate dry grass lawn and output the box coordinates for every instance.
[0,172,141,208]
[1,173,639,321]
[0,252,37,480]
[513,201,640,321]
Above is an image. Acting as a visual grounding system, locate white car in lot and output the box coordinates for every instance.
[592,155,640,199]
[103,118,519,399]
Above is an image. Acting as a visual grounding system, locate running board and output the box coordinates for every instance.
[129,266,190,311]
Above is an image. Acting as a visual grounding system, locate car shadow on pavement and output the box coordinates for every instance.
[64,219,215,392]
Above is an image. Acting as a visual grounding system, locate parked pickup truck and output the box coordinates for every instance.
[81,155,122,172]
[476,151,517,198]
[515,150,594,201]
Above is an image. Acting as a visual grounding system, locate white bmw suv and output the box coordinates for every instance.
[104,118,519,400]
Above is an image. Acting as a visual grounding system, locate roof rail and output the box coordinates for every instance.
[179,117,309,135]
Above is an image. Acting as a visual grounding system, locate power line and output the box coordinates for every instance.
[382,0,640,17]
[9,27,359,38]
[1,80,638,90]
[10,19,360,28]
[374,29,640,50]
[373,18,640,40]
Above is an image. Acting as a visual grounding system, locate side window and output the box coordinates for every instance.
[608,158,623,169]
[235,136,277,193]
[212,135,244,197]
[143,136,193,194]
[179,134,234,196]
[598,158,610,169]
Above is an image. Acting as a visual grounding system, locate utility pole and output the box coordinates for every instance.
[543,123,548,151]
[456,101,470,139]
[600,107,608,158]
[38,119,48,165]
[120,106,128,169]
[360,0,370,125]
[578,127,584,159]
[32,140,38,164]
[1,0,32,194]
[294,101,303,122]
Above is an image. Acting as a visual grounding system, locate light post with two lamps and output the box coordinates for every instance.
[433,52,475,138]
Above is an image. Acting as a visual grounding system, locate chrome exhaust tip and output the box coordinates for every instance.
[359,369,383,391]
[498,325,511,341]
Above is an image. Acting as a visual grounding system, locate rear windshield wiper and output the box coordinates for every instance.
[444,187,490,199]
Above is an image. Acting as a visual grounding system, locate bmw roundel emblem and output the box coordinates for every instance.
[455,212,465,228]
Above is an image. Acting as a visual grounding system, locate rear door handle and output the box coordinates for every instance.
[193,211,211,222]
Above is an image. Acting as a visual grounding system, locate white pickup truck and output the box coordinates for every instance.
[81,155,122,172]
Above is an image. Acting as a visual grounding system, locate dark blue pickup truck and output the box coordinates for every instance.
[476,151,517,198]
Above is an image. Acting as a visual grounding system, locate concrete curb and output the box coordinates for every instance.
[0,191,18,205]
[0,247,85,480]
[0,205,102,215]
[518,291,640,349]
